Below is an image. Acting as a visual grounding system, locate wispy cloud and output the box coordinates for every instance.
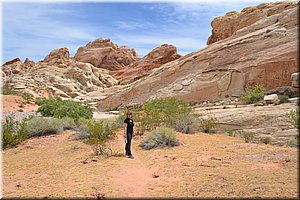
[2,3,98,61]
[114,20,155,30]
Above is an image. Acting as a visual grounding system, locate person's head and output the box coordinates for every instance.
[127,111,132,118]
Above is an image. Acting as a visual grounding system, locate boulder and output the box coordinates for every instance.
[291,73,298,88]
[263,94,278,103]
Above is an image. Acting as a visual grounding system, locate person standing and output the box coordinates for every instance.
[124,111,134,158]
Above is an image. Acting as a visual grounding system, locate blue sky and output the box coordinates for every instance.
[1,0,271,62]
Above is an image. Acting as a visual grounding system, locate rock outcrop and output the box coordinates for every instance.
[43,47,71,65]
[2,47,118,99]
[2,58,24,75]
[74,38,138,71]
[207,1,298,45]
[98,1,298,110]
[112,44,181,84]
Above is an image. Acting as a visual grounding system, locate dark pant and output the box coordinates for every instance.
[125,133,132,156]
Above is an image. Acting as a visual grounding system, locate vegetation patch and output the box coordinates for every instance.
[240,84,266,104]
[25,117,65,137]
[36,97,93,122]
[198,112,218,133]
[2,116,29,149]
[139,126,179,150]
[286,109,299,130]
[1,88,17,95]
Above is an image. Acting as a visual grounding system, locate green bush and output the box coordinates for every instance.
[1,88,17,95]
[22,92,35,103]
[240,84,266,104]
[260,137,272,144]
[25,117,65,137]
[172,114,199,134]
[286,109,299,130]
[87,119,118,156]
[141,97,192,131]
[139,127,179,150]
[199,112,217,133]
[278,95,289,104]
[2,116,29,149]
[36,97,93,122]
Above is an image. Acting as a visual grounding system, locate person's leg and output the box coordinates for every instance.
[125,137,129,156]
[127,133,132,156]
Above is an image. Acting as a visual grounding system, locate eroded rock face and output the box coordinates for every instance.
[112,44,181,84]
[1,58,24,75]
[98,2,298,110]
[43,47,71,65]
[207,1,297,45]
[74,38,138,71]
[3,60,118,99]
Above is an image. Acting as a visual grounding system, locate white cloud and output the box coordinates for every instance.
[114,20,155,30]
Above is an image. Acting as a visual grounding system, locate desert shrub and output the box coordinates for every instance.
[278,95,289,104]
[283,88,297,98]
[199,112,218,133]
[74,118,91,140]
[260,137,272,144]
[36,97,92,122]
[2,116,29,149]
[226,128,234,137]
[238,131,255,143]
[139,126,179,150]
[286,109,299,130]
[87,119,118,156]
[60,117,77,130]
[25,117,65,137]
[141,97,192,131]
[22,92,35,103]
[240,84,266,104]
[172,114,199,134]
[1,88,17,95]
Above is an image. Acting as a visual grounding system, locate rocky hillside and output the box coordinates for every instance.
[1,38,183,99]
[112,44,181,84]
[98,1,298,110]
[2,48,118,99]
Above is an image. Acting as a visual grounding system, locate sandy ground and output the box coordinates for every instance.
[2,95,39,114]
[3,129,298,198]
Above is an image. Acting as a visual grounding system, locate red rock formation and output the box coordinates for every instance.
[3,58,22,66]
[43,47,71,65]
[207,1,297,45]
[74,38,138,71]
[112,44,181,84]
